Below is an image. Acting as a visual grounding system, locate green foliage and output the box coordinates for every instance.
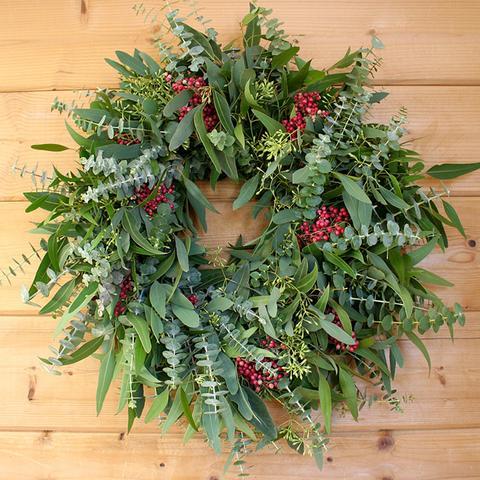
[11,2,473,474]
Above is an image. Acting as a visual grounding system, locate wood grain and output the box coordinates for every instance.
[1,314,478,434]
[0,197,478,313]
[2,1,480,477]
[2,1,480,92]
[0,428,479,480]
[2,86,480,202]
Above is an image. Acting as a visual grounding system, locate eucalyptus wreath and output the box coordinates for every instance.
[9,3,480,473]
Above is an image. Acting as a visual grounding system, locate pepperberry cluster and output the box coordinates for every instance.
[165,74,219,132]
[131,182,175,217]
[282,112,307,139]
[187,293,198,305]
[236,337,286,393]
[327,308,360,353]
[298,204,350,245]
[113,275,133,317]
[115,134,141,145]
[282,91,329,139]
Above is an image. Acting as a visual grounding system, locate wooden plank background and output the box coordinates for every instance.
[0,1,479,478]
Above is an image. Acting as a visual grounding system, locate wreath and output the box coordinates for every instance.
[11,3,480,473]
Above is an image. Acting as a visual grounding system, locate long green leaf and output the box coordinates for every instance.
[171,304,200,328]
[163,90,193,117]
[194,106,221,172]
[252,109,285,135]
[39,278,76,314]
[319,316,355,345]
[65,121,91,149]
[355,348,389,375]
[125,313,152,353]
[314,284,330,312]
[180,387,198,431]
[169,106,198,150]
[324,251,356,279]
[234,122,245,148]
[408,236,439,265]
[412,268,454,287]
[296,263,318,293]
[31,143,70,152]
[335,173,371,204]
[339,367,358,420]
[271,46,300,69]
[59,336,104,365]
[243,387,277,440]
[272,209,302,224]
[287,60,311,91]
[317,373,332,433]
[378,185,409,209]
[397,285,413,317]
[328,299,352,335]
[442,200,466,238]
[24,192,67,213]
[122,210,166,256]
[145,388,170,423]
[162,385,192,433]
[426,162,480,180]
[115,50,147,75]
[405,331,431,373]
[213,91,235,134]
[233,174,259,210]
[54,282,99,336]
[183,176,218,213]
[96,341,116,414]
[202,406,222,453]
[149,281,168,319]
[174,236,189,272]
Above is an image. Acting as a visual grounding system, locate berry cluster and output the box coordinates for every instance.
[298,205,350,245]
[282,112,307,139]
[168,74,207,93]
[327,308,360,352]
[282,91,329,139]
[166,74,219,132]
[293,91,323,117]
[115,134,141,145]
[187,293,198,306]
[113,275,133,317]
[236,338,286,393]
[131,182,175,217]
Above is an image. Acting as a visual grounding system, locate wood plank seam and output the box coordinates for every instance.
[3,80,480,95]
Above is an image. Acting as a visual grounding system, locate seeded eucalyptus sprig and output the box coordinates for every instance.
[8,2,480,474]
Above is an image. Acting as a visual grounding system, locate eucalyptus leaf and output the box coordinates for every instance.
[124,313,152,353]
[335,173,371,204]
[59,336,104,366]
[145,388,170,423]
[339,367,358,420]
[233,174,259,210]
[426,162,480,180]
[96,341,116,414]
[39,278,76,314]
[163,90,193,117]
[31,143,70,152]
[175,236,190,272]
[169,106,198,150]
[318,373,332,433]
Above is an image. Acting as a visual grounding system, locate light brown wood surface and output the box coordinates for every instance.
[2,0,480,91]
[2,87,480,200]
[0,428,479,480]
[0,1,479,479]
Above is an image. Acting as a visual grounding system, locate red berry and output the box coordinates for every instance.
[187,294,198,306]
